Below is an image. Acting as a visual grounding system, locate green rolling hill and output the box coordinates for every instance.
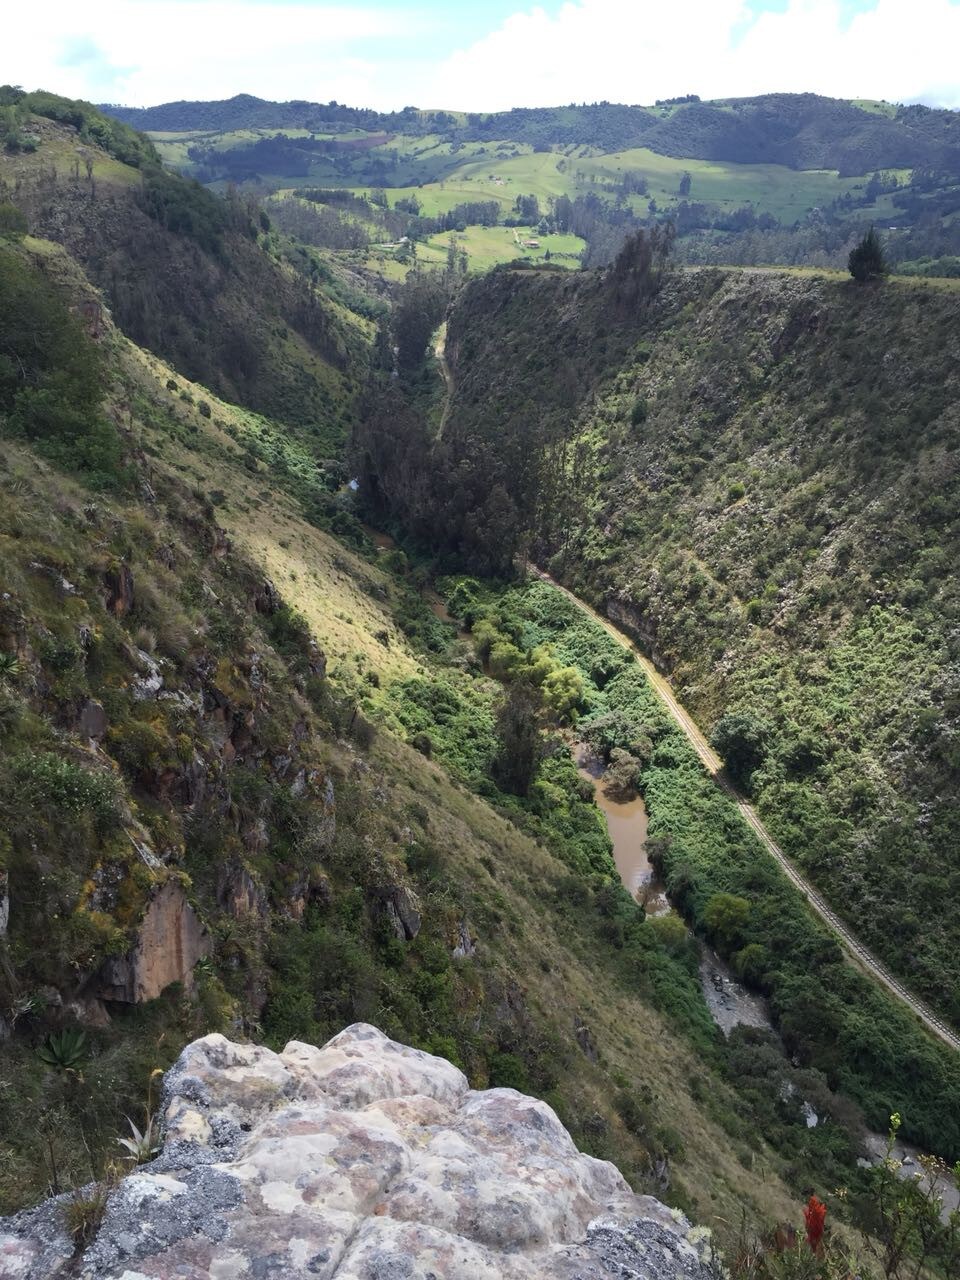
[99,92,960,279]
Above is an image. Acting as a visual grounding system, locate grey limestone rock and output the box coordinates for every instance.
[0,1024,715,1279]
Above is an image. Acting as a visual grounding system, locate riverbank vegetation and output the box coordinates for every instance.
[419,577,960,1163]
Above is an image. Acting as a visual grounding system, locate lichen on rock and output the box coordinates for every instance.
[0,1024,714,1278]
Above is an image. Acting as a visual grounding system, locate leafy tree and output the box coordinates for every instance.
[488,639,524,680]
[733,942,769,987]
[0,248,119,480]
[524,643,556,687]
[848,226,888,282]
[137,165,229,255]
[711,711,770,790]
[703,892,751,950]
[392,270,449,374]
[542,665,584,723]
[446,579,481,626]
[678,170,692,197]
[604,747,643,797]
[514,193,540,224]
[608,225,675,312]
[580,710,652,761]
[471,619,500,662]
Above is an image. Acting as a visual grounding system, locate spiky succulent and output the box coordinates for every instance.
[36,1027,88,1072]
[117,1114,160,1164]
[0,652,21,680]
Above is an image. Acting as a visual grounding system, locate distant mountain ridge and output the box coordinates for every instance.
[103,92,960,173]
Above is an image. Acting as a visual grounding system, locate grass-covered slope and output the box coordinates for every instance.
[0,90,370,451]
[0,235,826,1242]
[564,268,960,1032]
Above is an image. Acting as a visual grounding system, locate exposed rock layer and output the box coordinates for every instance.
[94,881,208,1004]
[0,1024,713,1279]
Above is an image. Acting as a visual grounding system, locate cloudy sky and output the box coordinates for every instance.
[4,0,960,111]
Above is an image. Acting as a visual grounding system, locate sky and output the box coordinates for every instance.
[4,0,960,112]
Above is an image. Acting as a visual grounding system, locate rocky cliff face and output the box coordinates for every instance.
[0,1025,713,1279]
[93,882,208,1005]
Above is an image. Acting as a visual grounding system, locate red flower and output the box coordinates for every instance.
[803,1194,827,1252]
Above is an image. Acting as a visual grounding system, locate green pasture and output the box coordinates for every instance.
[149,117,923,232]
[574,148,857,221]
[419,225,584,271]
[850,99,899,117]
[345,144,895,228]
[357,225,583,278]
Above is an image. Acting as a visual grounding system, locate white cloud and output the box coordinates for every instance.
[422,0,960,111]
[2,0,959,111]
[1,2,417,107]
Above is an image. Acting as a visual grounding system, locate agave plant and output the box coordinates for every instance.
[117,1114,160,1164]
[36,1027,89,1073]
[0,652,21,681]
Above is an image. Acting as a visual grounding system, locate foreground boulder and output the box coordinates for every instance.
[0,1024,713,1279]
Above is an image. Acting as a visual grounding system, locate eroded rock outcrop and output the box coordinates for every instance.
[93,881,208,1004]
[0,1024,713,1279]
[103,563,135,618]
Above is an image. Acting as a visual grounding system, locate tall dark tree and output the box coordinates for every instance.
[514,193,540,224]
[392,270,449,373]
[607,224,675,312]
[492,683,542,796]
[848,226,887,282]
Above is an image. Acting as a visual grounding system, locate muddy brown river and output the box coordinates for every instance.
[574,744,670,915]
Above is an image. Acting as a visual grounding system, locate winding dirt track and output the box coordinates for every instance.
[532,567,960,1055]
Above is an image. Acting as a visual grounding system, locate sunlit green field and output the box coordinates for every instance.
[146,120,928,278]
[153,117,905,228]
[327,145,904,229]
[418,225,584,270]
[355,225,584,278]
[574,148,896,223]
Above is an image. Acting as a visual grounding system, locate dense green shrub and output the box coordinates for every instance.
[137,165,228,255]
[19,90,157,168]
[0,248,120,481]
[8,753,122,834]
[0,201,27,236]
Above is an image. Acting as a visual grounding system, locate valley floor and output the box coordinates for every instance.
[533,566,960,1054]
